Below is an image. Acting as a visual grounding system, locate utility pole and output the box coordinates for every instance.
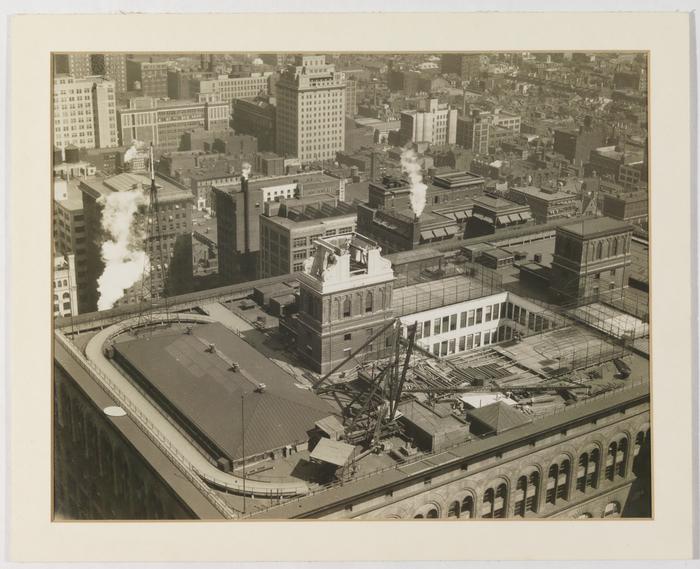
[241,394,246,514]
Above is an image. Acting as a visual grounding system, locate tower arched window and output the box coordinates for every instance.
[365,291,373,313]
[596,241,603,260]
[343,297,351,318]
[461,495,474,518]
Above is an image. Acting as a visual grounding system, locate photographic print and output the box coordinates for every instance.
[52,49,652,522]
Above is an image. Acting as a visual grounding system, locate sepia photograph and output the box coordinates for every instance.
[51,49,654,522]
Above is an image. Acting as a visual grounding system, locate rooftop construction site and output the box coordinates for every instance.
[55,223,649,518]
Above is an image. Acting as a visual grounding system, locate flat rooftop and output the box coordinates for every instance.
[557,216,633,238]
[509,185,574,201]
[113,322,336,460]
[79,173,193,204]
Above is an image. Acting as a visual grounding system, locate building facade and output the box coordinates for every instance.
[259,200,357,278]
[214,171,345,284]
[232,96,276,152]
[276,55,346,162]
[196,73,272,111]
[118,97,229,154]
[507,185,579,224]
[90,53,128,96]
[78,173,194,312]
[550,217,633,302]
[126,60,169,98]
[53,254,79,318]
[400,99,458,146]
[441,53,482,80]
[53,76,119,150]
[295,234,396,375]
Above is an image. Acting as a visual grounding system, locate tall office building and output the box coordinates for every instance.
[90,53,128,95]
[126,60,169,98]
[441,53,482,80]
[276,55,346,162]
[53,75,119,150]
[399,98,458,146]
[54,53,92,78]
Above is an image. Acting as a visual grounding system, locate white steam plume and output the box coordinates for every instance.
[96,188,149,311]
[400,147,427,219]
[241,162,252,180]
[124,140,144,163]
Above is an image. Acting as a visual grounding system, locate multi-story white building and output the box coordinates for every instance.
[196,73,272,111]
[399,290,562,358]
[399,98,458,146]
[276,55,346,163]
[53,75,118,150]
[53,254,79,318]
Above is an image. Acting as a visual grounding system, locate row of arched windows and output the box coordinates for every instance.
[409,428,650,520]
[591,235,630,261]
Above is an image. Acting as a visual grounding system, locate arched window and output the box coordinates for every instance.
[514,472,539,517]
[615,438,628,478]
[414,513,424,519]
[546,464,559,505]
[587,448,601,489]
[493,483,507,518]
[482,488,495,518]
[606,441,618,481]
[576,452,589,492]
[461,495,474,518]
[343,297,351,318]
[426,508,439,519]
[62,292,71,300]
[447,501,460,518]
[576,512,593,519]
[557,459,570,500]
[596,241,603,260]
[633,430,649,474]
[365,291,373,313]
[611,238,619,256]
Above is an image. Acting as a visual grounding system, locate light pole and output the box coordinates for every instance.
[241,394,246,514]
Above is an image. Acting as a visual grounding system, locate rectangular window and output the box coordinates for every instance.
[485,306,492,322]
[493,303,500,319]
[433,343,440,356]
[468,310,475,326]
[491,331,498,344]
[440,341,448,356]
[344,333,352,341]
[460,311,467,328]
[450,314,457,331]
[519,308,527,326]
[476,308,483,325]
[442,316,449,332]
[484,333,491,346]
[459,336,466,351]
[433,318,441,335]
[474,332,481,347]
[467,334,474,349]
[528,313,535,330]
[423,320,431,338]
[513,305,520,322]
[448,339,456,354]
[507,302,513,319]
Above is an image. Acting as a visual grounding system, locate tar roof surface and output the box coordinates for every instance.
[114,322,335,459]
[558,216,633,237]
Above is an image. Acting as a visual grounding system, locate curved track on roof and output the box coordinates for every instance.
[82,312,310,498]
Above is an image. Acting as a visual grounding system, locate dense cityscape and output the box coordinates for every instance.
[52,52,650,520]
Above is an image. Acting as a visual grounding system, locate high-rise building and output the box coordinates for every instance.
[345,78,357,117]
[78,172,194,312]
[550,217,633,302]
[53,75,119,150]
[295,233,395,375]
[399,98,458,146]
[118,97,229,155]
[276,55,346,162]
[90,53,128,95]
[54,53,92,78]
[126,60,169,98]
[441,53,482,80]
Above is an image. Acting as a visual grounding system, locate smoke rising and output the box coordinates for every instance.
[400,147,427,219]
[96,187,149,311]
[124,140,144,164]
[241,162,252,180]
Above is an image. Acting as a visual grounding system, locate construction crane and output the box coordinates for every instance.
[135,143,171,332]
